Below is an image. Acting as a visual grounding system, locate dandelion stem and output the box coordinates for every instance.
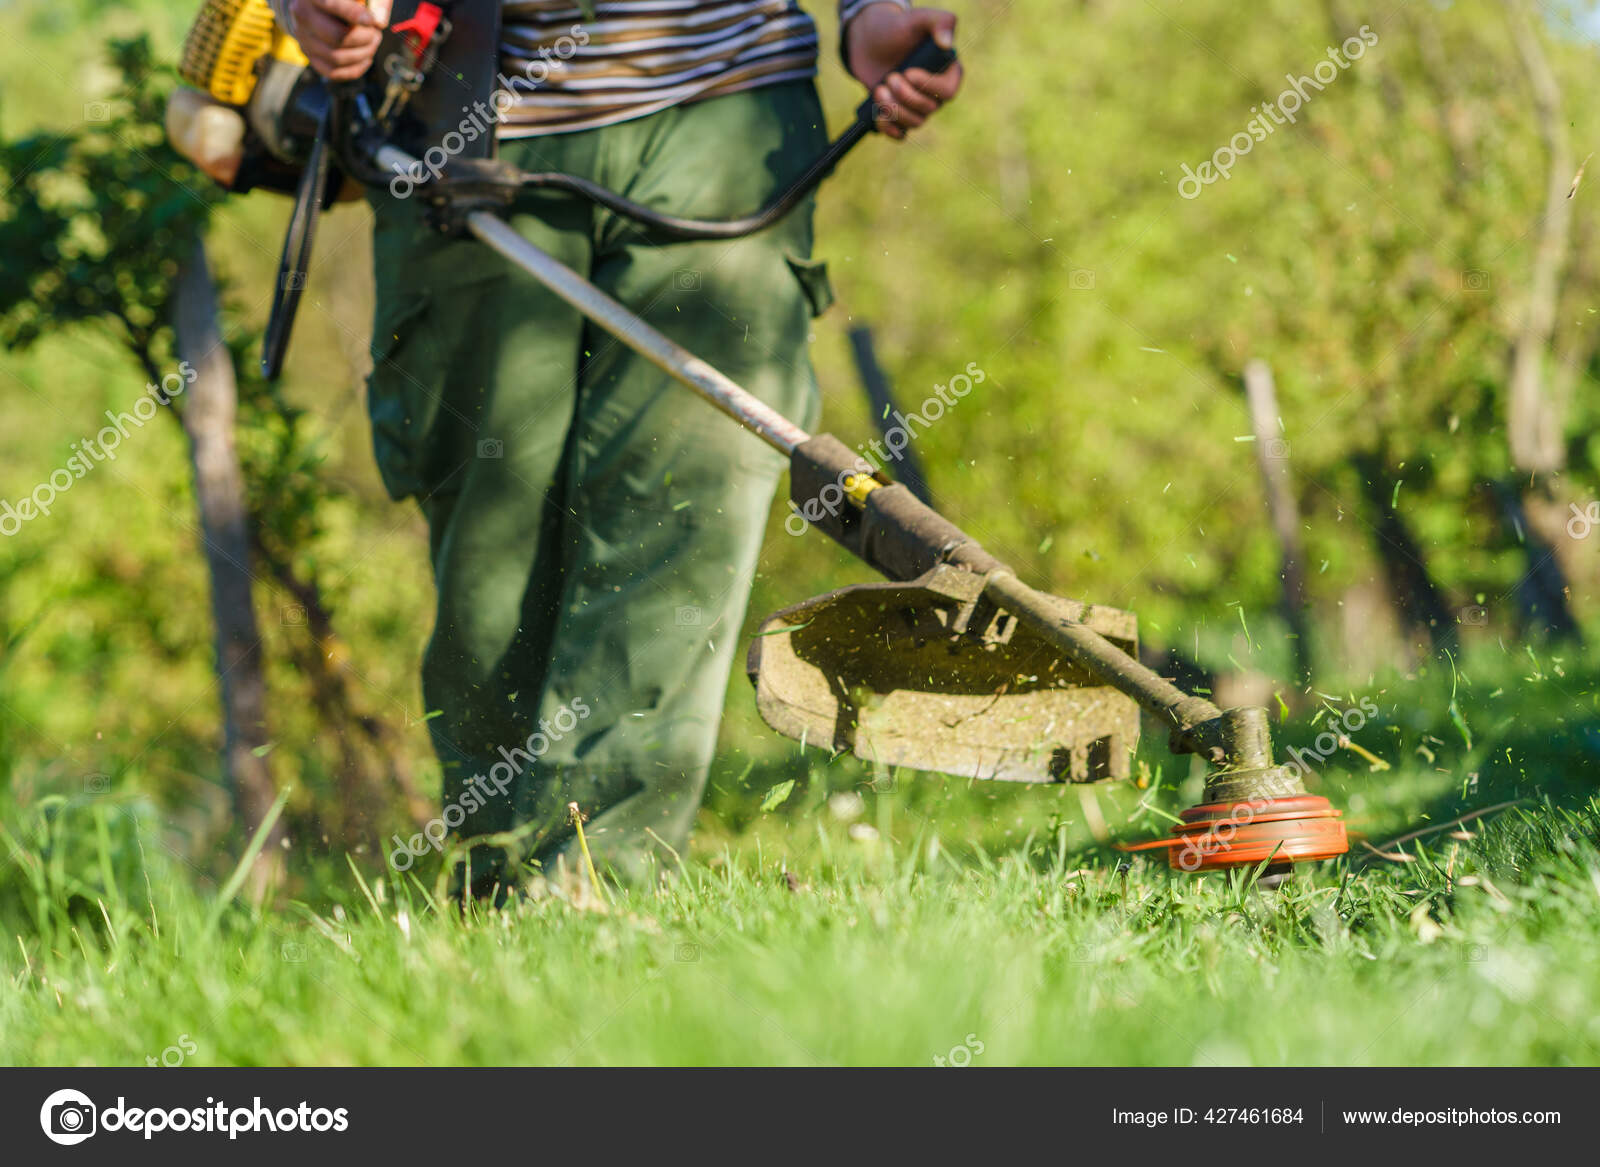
[568,802,610,906]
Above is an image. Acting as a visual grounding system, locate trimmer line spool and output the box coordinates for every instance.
[1119,793,1347,874]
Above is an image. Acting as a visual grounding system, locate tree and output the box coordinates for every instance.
[0,37,425,885]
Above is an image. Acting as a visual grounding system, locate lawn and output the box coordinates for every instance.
[5,643,1599,1067]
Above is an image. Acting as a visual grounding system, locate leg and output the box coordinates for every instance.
[507,82,834,882]
[365,135,599,888]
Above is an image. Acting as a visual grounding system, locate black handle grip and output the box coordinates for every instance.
[895,36,960,77]
[855,35,960,128]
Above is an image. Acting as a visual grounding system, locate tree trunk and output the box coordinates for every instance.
[1498,0,1583,641]
[172,240,285,897]
[1352,453,1458,655]
[1243,360,1312,683]
[1503,0,1572,477]
[1487,481,1583,642]
[1338,579,1408,679]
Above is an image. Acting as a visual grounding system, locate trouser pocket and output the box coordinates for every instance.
[784,251,835,318]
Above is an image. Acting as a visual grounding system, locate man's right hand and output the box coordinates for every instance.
[289,0,391,81]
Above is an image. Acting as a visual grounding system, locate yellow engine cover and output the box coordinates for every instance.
[179,0,307,106]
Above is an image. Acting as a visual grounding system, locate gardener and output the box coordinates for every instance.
[280,0,963,892]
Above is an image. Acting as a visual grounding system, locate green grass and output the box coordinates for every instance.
[4,646,1599,1067]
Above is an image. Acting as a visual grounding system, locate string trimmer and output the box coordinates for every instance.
[171,0,1348,875]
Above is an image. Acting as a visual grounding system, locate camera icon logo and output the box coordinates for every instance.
[673,269,701,291]
[1069,269,1096,290]
[1460,604,1489,627]
[1263,437,1291,460]
[282,604,307,627]
[84,772,111,795]
[675,605,701,626]
[674,942,700,962]
[477,438,504,459]
[40,1088,97,1145]
[1461,270,1491,292]
[281,941,307,963]
[282,272,306,291]
[83,102,111,122]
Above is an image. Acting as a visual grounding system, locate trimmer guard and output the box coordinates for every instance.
[747,565,1140,783]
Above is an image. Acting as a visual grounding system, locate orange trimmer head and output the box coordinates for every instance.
[1121,793,1347,873]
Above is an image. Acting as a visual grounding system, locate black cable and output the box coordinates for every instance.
[515,121,871,241]
[506,37,957,239]
[261,111,331,379]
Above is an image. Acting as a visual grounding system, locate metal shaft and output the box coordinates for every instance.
[981,572,1222,745]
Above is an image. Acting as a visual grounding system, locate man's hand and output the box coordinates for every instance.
[844,4,963,140]
[289,0,391,81]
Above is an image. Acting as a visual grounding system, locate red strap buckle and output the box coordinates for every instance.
[391,3,445,64]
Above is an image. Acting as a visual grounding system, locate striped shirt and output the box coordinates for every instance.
[270,1,905,137]
[496,1,898,137]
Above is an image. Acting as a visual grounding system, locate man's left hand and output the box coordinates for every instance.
[845,4,963,140]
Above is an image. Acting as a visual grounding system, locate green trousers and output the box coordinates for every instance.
[367,81,833,888]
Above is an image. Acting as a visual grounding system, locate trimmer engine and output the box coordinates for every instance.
[174,0,322,193]
[169,0,499,194]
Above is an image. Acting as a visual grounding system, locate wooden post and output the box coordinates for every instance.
[172,240,284,896]
[848,326,933,504]
[1243,360,1312,683]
